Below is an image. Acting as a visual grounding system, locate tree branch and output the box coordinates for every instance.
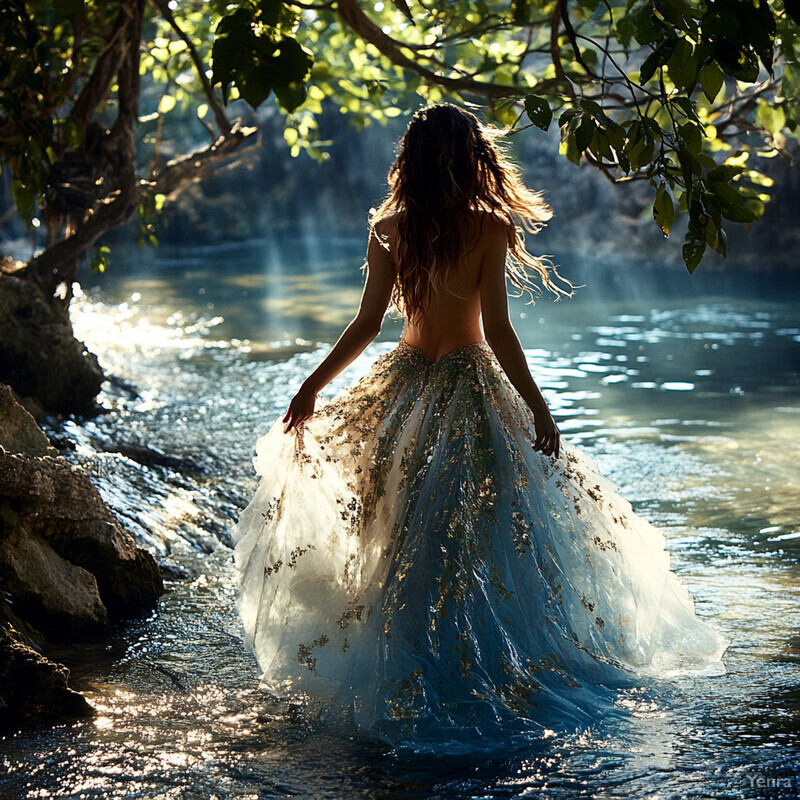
[149,0,232,135]
[560,1,598,79]
[336,0,562,99]
[143,126,260,202]
[550,0,569,90]
[69,4,131,127]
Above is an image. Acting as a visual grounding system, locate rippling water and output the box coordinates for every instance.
[1,250,799,798]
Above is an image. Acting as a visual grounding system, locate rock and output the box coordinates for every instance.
[0,384,164,721]
[0,625,94,723]
[48,518,164,620]
[0,600,46,653]
[0,444,164,624]
[0,383,58,457]
[0,529,108,639]
[0,272,104,413]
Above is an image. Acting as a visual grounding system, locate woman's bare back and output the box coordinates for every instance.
[378,213,497,363]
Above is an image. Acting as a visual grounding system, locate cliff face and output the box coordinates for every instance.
[0,383,163,723]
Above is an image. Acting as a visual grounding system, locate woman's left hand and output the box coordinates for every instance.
[283,384,318,433]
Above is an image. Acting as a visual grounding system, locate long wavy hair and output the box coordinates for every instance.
[369,103,573,322]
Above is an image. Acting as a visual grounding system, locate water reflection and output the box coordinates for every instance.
[0,262,798,798]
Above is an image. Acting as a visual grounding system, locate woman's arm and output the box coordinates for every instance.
[283,229,395,432]
[479,224,560,458]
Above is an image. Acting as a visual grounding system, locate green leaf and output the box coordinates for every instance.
[682,226,707,272]
[624,1,667,47]
[158,94,177,114]
[11,179,35,222]
[714,40,759,82]
[653,182,674,236]
[754,100,786,136]
[704,217,727,256]
[700,191,722,225]
[270,37,314,112]
[560,132,581,165]
[89,245,110,274]
[671,96,701,123]
[524,95,552,131]
[679,121,702,155]
[578,98,620,131]
[699,61,724,102]
[575,114,595,152]
[707,180,765,223]
[654,0,699,31]
[211,9,254,90]
[559,108,582,129]
[588,127,613,161]
[639,38,677,84]
[707,163,745,182]
[237,67,272,109]
[713,225,728,257]
[677,148,702,202]
[667,38,699,91]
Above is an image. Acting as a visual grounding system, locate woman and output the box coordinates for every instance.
[232,104,730,751]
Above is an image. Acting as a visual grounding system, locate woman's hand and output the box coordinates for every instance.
[283,384,318,433]
[532,408,560,459]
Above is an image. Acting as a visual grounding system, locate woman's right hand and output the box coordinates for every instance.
[283,384,318,433]
[532,408,560,459]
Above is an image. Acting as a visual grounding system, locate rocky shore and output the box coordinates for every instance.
[0,382,163,723]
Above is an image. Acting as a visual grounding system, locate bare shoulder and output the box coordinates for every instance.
[372,213,400,239]
[474,210,512,251]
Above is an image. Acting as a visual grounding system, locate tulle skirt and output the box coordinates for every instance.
[231,340,730,751]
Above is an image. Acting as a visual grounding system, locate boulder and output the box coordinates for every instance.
[0,271,104,414]
[0,383,58,457]
[0,384,164,722]
[0,447,163,621]
[0,624,94,722]
[0,529,108,639]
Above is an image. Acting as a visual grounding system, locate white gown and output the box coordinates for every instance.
[231,339,730,750]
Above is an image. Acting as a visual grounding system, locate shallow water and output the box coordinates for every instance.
[1,250,799,798]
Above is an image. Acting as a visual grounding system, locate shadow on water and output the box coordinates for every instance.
[1,241,799,798]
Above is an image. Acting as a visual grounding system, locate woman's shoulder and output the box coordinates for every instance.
[473,208,512,231]
[372,212,401,236]
[471,210,513,251]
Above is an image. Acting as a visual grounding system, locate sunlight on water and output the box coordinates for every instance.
[1,269,798,798]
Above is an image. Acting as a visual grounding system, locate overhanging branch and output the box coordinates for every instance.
[143,126,260,202]
[335,0,564,99]
[149,0,232,135]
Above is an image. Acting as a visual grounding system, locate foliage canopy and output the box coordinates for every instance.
[0,0,797,298]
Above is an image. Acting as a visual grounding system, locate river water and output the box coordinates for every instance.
[1,240,799,798]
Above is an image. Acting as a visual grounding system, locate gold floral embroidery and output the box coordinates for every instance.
[286,340,639,700]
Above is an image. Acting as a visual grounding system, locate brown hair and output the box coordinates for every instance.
[369,103,573,322]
